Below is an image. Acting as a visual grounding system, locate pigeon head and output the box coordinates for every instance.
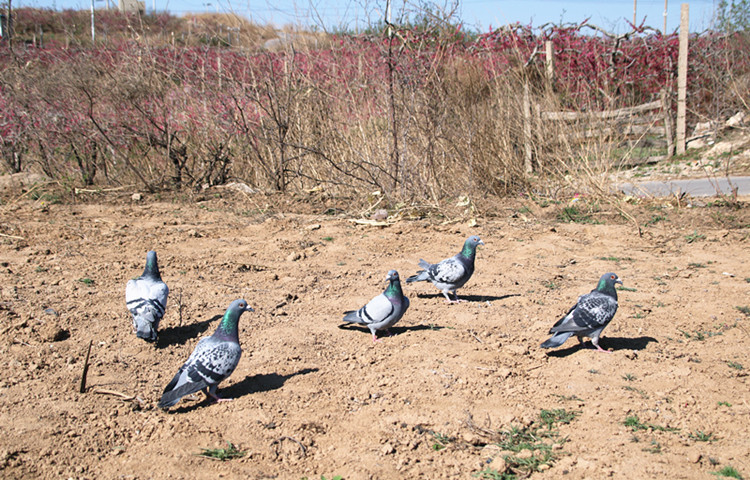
[143,250,161,278]
[596,272,623,295]
[384,269,403,296]
[460,235,484,258]
[215,299,254,339]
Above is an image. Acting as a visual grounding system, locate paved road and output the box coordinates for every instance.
[619,176,750,197]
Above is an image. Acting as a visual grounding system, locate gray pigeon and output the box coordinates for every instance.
[158,299,253,409]
[126,251,169,342]
[541,272,622,353]
[343,270,409,343]
[405,235,484,303]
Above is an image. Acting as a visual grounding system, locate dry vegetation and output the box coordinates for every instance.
[1,8,748,211]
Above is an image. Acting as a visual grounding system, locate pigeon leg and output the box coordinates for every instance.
[206,390,233,403]
[590,337,612,354]
[371,332,381,343]
[443,290,464,304]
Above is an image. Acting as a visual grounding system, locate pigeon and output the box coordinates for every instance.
[405,235,484,303]
[126,250,169,342]
[343,270,409,343]
[158,299,254,409]
[541,272,623,353]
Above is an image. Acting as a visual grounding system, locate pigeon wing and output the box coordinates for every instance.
[428,256,467,285]
[550,292,617,334]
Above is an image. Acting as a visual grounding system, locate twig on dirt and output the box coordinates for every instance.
[0,232,24,240]
[178,289,184,327]
[526,364,545,372]
[79,340,93,394]
[73,185,131,195]
[359,194,384,217]
[270,436,307,459]
[93,389,136,401]
[464,411,501,440]
[468,330,483,343]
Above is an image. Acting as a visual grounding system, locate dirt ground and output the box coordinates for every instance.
[0,188,748,480]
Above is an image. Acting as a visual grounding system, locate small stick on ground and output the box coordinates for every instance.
[178,289,184,327]
[0,232,24,240]
[93,389,136,401]
[271,436,306,459]
[79,340,93,394]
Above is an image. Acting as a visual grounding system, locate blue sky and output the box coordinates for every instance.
[16,0,718,33]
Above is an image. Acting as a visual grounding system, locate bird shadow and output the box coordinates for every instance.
[166,367,320,414]
[337,323,446,338]
[544,336,659,358]
[155,315,219,349]
[223,367,320,397]
[415,293,520,303]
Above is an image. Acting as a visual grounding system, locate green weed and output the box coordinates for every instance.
[471,408,579,479]
[727,361,744,371]
[688,262,706,268]
[623,386,649,398]
[622,373,636,381]
[599,256,633,262]
[645,214,667,226]
[711,466,743,479]
[430,431,454,451]
[718,401,732,407]
[689,430,717,442]
[617,286,638,292]
[685,231,706,243]
[557,205,600,224]
[196,442,246,461]
[736,306,750,317]
[643,440,662,454]
[624,415,679,433]
[322,236,334,242]
[539,409,579,430]
[473,468,513,479]
[78,277,94,286]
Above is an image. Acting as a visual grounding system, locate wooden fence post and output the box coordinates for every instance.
[675,3,689,154]
[523,82,533,173]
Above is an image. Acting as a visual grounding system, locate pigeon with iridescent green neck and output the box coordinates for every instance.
[541,272,622,353]
[406,235,484,303]
[343,270,409,343]
[158,299,254,408]
[126,251,168,342]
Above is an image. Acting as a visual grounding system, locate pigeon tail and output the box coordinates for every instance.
[342,310,365,325]
[541,332,573,349]
[134,315,157,342]
[158,378,210,409]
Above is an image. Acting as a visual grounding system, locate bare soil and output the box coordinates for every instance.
[0,191,748,480]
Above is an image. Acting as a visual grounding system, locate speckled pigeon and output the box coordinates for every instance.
[158,299,254,409]
[405,235,484,303]
[541,272,623,353]
[343,270,409,343]
[126,251,168,342]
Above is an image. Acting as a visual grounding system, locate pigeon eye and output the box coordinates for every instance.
[610,275,615,279]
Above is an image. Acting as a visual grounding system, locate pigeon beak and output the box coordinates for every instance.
[479,240,485,246]
[246,306,255,312]
[615,279,623,285]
